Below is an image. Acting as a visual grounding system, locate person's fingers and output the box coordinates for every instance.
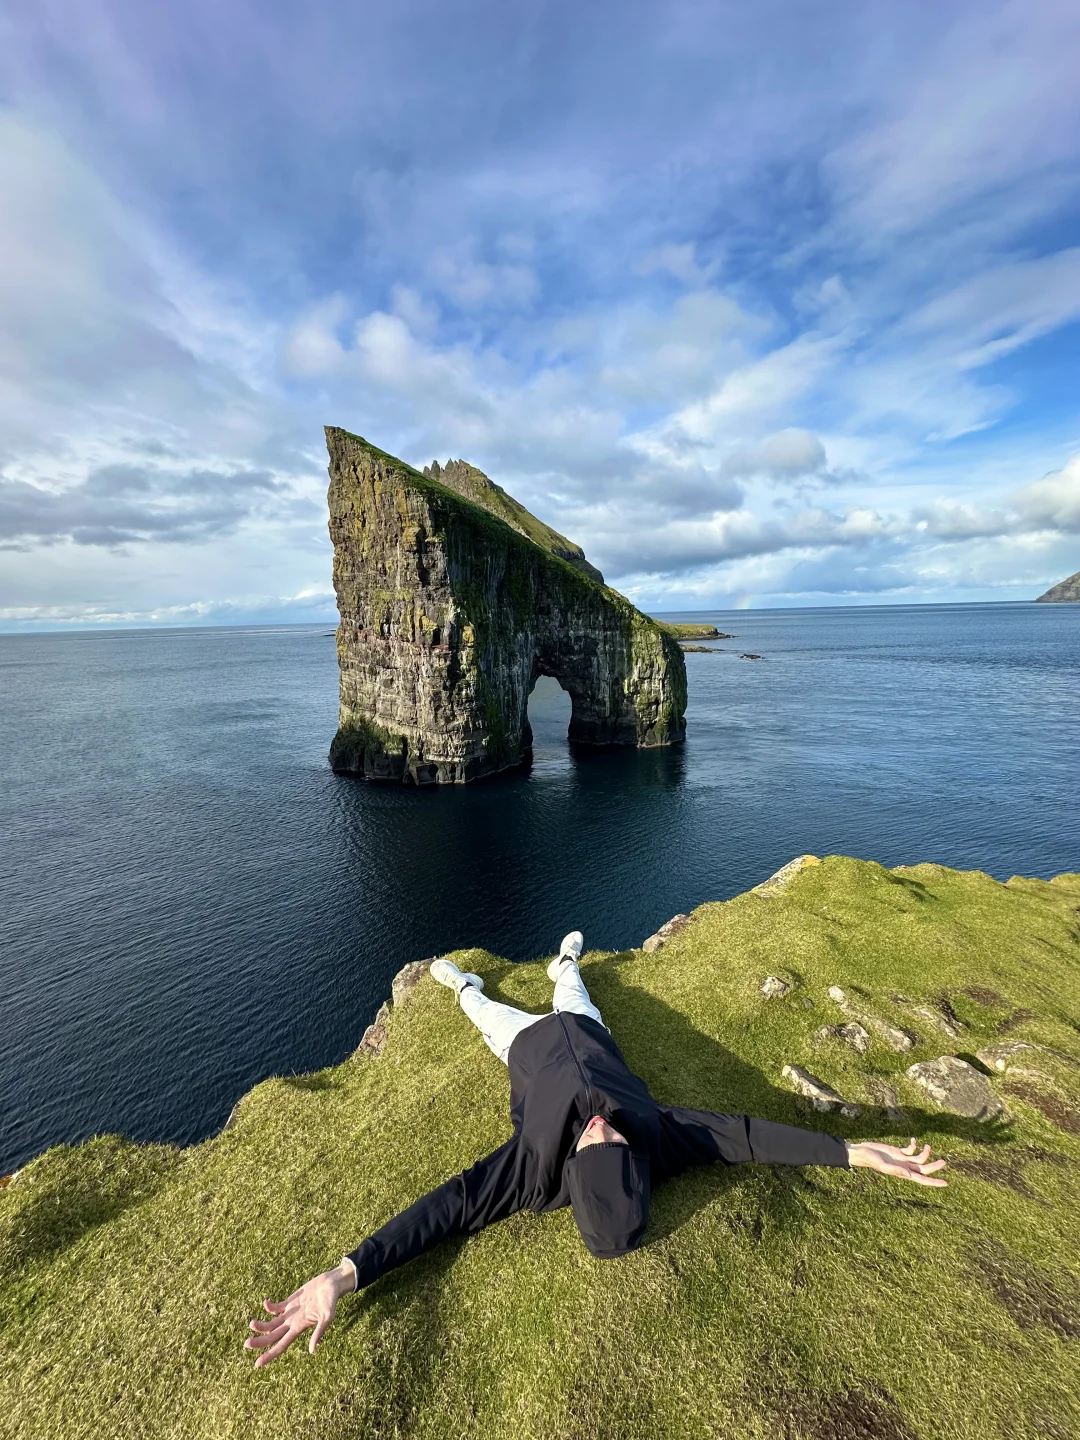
[245,1323,289,1349]
[263,1289,303,1315]
[308,1314,332,1354]
[907,1170,948,1187]
[903,1138,917,1155]
[913,1143,932,1165]
[249,1318,284,1333]
[920,1157,947,1175]
[254,1325,301,1368]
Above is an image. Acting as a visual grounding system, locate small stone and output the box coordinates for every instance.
[762,976,792,999]
[802,997,815,1010]
[782,1063,861,1117]
[659,914,691,938]
[813,1026,837,1045]
[865,1079,906,1125]
[906,1056,1004,1121]
[976,1041,1042,1073]
[642,914,690,953]
[910,1005,960,1039]
[866,1017,917,1053]
[837,1022,871,1054]
[827,986,915,1050]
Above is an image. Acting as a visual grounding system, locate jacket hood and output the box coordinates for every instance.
[565,1142,650,1258]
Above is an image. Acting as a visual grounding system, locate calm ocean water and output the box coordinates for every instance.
[1,603,1078,1172]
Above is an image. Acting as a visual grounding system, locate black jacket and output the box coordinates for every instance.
[346,1012,848,1288]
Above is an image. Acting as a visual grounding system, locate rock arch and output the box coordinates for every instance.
[326,427,686,783]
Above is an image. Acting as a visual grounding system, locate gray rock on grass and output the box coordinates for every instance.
[909,1005,960,1039]
[782,1064,861,1117]
[837,1022,871,1054]
[976,1041,1042,1073]
[865,1079,906,1125]
[906,1056,1004,1121]
[761,975,792,999]
[642,914,691,954]
[976,1040,1080,1074]
[814,1022,871,1054]
[827,986,916,1052]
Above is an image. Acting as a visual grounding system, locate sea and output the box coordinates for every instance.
[1,602,1077,1174]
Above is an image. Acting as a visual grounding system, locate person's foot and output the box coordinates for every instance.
[429,959,485,994]
[547,930,584,981]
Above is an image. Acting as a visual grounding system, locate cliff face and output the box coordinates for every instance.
[1035,569,1080,602]
[326,427,686,783]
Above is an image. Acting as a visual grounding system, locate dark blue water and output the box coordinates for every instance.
[1,603,1078,1172]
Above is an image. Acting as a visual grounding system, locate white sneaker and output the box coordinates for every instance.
[547,930,584,981]
[429,959,484,994]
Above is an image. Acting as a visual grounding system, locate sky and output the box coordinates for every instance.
[1,0,1079,627]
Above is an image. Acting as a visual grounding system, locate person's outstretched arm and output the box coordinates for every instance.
[656,1106,946,1186]
[244,1137,524,1367]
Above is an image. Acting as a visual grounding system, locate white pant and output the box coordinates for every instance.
[458,960,607,1064]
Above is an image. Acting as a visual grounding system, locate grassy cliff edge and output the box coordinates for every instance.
[3,856,1080,1439]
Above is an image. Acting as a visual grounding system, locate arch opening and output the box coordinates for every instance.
[525,673,573,764]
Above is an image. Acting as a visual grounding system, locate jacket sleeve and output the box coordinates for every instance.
[656,1106,850,1179]
[345,1138,524,1291]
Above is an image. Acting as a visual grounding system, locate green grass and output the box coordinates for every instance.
[655,621,723,640]
[3,857,1080,1439]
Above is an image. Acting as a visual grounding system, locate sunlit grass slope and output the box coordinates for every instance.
[3,857,1080,1440]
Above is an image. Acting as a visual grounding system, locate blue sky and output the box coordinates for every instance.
[1,0,1079,626]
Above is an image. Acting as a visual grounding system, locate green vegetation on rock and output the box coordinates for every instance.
[3,857,1080,1439]
[1035,569,1080,602]
[655,621,725,640]
[326,428,686,783]
[422,458,605,584]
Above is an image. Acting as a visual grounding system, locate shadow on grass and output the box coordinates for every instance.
[332,1240,470,1437]
[0,1136,181,1277]
[583,960,1015,1246]
[470,960,1013,1254]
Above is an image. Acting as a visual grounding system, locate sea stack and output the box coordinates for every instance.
[325,427,687,783]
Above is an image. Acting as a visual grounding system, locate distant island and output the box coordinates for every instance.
[654,621,733,640]
[1036,570,1080,602]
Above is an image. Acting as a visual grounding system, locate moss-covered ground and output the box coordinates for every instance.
[655,621,723,640]
[3,857,1080,1439]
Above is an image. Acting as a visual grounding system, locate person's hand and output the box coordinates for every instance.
[244,1261,356,1368]
[846,1138,947,1186]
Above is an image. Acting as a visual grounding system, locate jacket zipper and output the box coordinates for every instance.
[557,1012,594,1116]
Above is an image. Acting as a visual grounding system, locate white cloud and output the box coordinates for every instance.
[827,0,1080,243]
[282,295,348,377]
[635,243,719,287]
[3,1,1080,623]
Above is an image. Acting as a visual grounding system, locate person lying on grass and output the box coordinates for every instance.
[245,931,946,1367]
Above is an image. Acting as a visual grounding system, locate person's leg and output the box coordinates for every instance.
[550,958,608,1030]
[457,985,545,1064]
